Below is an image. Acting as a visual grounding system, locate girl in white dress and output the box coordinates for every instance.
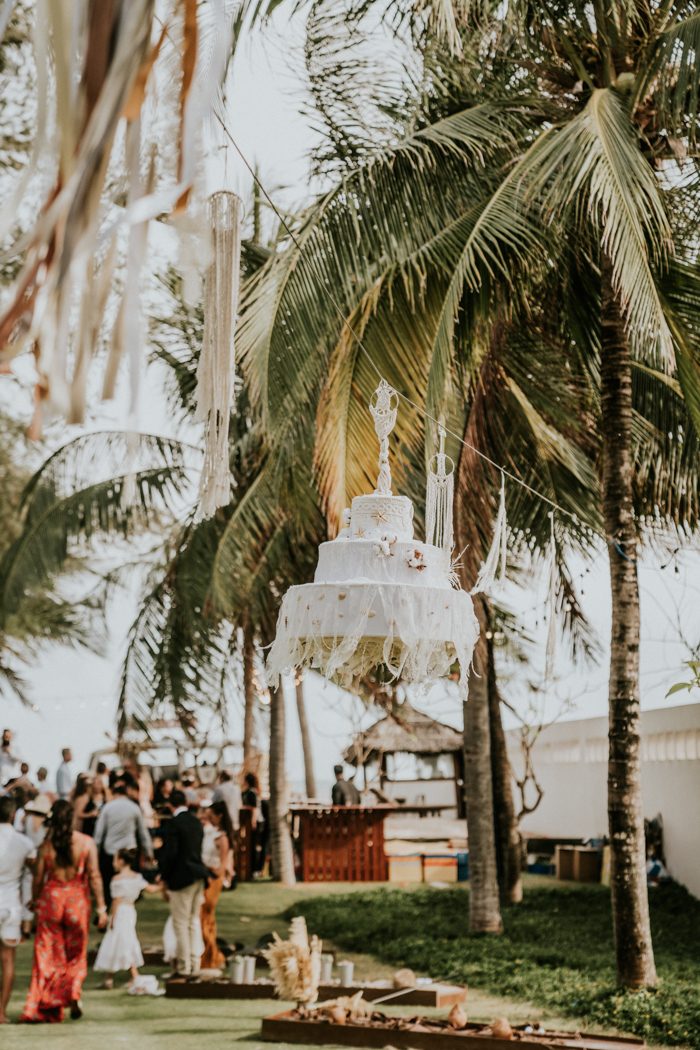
[94,848,161,988]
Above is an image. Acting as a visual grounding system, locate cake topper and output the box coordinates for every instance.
[369,380,399,496]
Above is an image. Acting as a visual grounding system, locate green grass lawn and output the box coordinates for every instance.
[293,877,700,1048]
[3,878,694,1048]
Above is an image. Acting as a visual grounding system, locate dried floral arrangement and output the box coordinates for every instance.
[262,916,322,1010]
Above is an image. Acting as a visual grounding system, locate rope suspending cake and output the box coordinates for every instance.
[266,383,479,692]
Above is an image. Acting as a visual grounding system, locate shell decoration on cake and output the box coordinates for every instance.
[266,380,479,691]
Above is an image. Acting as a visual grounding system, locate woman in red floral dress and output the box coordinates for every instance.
[20,800,107,1023]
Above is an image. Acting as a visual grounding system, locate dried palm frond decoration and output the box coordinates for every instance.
[262,916,322,1009]
[0,0,229,439]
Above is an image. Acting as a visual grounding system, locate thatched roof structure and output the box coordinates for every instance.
[344,703,462,766]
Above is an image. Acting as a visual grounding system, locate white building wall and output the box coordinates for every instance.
[506,703,700,898]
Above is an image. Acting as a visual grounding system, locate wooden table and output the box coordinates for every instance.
[166,977,466,1006]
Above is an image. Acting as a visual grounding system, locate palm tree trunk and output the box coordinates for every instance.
[243,624,256,769]
[268,683,296,885]
[486,621,522,904]
[295,674,317,799]
[463,595,503,933]
[600,257,656,988]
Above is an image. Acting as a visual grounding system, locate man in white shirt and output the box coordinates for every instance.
[0,794,36,1024]
[56,747,74,799]
[212,769,241,832]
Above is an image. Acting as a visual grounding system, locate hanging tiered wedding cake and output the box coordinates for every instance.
[266,381,479,690]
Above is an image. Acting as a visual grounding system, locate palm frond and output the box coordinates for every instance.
[238,100,533,443]
[646,9,700,143]
[0,466,191,615]
[518,87,674,367]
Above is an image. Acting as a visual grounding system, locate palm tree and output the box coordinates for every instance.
[0,411,111,702]
[237,90,601,938]
[482,0,700,987]
[236,4,700,969]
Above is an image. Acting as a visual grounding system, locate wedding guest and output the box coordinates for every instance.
[18,794,51,937]
[94,762,110,797]
[199,801,234,971]
[71,775,91,831]
[157,789,209,979]
[153,777,175,818]
[56,749,74,800]
[242,772,267,876]
[93,848,162,989]
[212,769,241,832]
[35,768,55,803]
[181,773,200,809]
[0,795,36,1025]
[331,764,361,806]
[20,800,107,1023]
[0,730,19,788]
[136,762,155,828]
[94,779,153,908]
[21,794,51,848]
[73,776,104,837]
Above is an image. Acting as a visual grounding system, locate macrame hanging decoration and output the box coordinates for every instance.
[425,423,454,554]
[195,190,242,519]
[266,381,480,692]
[471,472,508,595]
[0,0,229,432]
[544,511,558,682]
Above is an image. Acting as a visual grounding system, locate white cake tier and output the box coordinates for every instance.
[265,580,479,690]
[350,494,414,541]
[315,539,451,590]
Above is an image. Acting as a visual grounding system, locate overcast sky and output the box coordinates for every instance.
[2,10,698,795]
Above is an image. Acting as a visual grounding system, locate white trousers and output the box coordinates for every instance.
[169,880,205,975]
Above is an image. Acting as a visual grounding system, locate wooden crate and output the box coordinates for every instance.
[555,845,602,883]
[574,848,603,883]
[555,845,576,880]
[261,1011,645,1050]
[166,978,466,1007]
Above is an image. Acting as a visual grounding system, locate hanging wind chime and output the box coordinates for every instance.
[266,380,480,691]
[195,189,242,518]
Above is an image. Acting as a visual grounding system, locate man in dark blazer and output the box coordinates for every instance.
[156,789,209,977]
